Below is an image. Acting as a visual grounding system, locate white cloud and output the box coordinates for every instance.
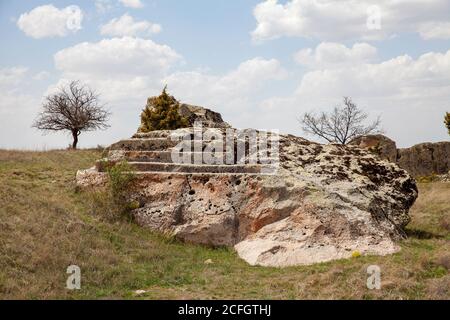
[261,49,450,146]
[252,0,450,41]
[294,42,378,69]
[95,0,115,13]
[53,37,181,102]
[54,37,180,77]
[54,42,285,110]
[100,14,161,37]
[419,22,450,40]
[17,5,83,39]
[163,58,287,126]
[294,51,450,99]
[119,0,144,9]
[0,66,28,86]
[0,91,37,118]
[33,71,51,81]
[164,58,286,103]
[0,66,62,149]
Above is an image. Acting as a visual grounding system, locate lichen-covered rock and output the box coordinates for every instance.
[77,128,418,267]
[178,104,231,128]
[349,134,450,178]
[439,170,450,182]
[349,134,398,163]
[397,142,450,177]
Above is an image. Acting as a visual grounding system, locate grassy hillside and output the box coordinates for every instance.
[0,149,448,299]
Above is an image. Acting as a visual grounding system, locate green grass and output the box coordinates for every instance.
[0,149,448,299]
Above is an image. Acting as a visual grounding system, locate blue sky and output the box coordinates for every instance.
[1,0,450,149]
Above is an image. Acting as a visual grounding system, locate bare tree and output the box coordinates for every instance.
[33,81,110,149]
[300,97,382,144]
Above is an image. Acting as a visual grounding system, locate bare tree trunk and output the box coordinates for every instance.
[71,130,79,149]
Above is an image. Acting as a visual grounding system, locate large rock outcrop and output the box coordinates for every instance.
[77,121,418,267]
[349,134,450,177]
[139,94,230,131]
[348,135,397,163]
[397,142,450,177]
[178,104,231,129]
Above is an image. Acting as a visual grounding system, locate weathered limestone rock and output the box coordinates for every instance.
[178,104,231,128]
[349,134,397,163]
[77,125,418,267]
[397,142,450,177]
[439,170,450,182]
[349,134,450,177]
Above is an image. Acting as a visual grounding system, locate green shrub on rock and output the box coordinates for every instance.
[87,161,136,222]
[107,161,136,199]
[139,86,189,132]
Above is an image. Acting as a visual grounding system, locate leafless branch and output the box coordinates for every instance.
[300,97,382,144]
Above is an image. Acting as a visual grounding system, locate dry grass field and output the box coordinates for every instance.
[0,149,448,299]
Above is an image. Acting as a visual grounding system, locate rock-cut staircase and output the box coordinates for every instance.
[95,128,279,176]
[76,104,419,268]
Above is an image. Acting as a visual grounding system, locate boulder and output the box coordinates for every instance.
[349,134,450,177]
[349,134,397,163]
[77,125,418,267]
[397,142,450,177]
[78,102,421,267]
[178,104,231,128]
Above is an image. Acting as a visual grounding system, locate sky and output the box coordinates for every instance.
[1,0,450,149]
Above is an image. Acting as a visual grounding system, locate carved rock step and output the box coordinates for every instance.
[109,138,178,151]
[132,129,279,139]
[98,161,268,174]
[133,130,177,139]
[131,171,262,177]
[109,138,276,152]
[108,150,276,164]
[110,138,233,151]
[132,129,223,139]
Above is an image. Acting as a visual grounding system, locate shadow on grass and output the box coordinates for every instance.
[405,228,444,239]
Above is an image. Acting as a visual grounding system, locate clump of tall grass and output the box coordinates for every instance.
[86,161,137,221]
